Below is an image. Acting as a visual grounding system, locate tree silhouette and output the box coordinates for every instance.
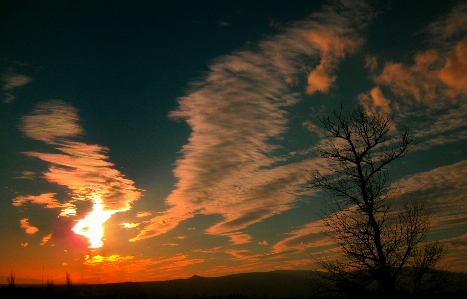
[309,105,445,297]
[65,272,72,298]
[7,271,15,289]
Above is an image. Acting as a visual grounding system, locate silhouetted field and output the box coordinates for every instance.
[1,270,466,299]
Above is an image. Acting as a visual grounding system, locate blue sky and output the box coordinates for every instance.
[1,0,467,284]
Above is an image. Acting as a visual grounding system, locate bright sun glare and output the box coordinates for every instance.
[72,196,116,248]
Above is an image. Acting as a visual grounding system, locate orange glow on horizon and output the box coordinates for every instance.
[72,196,117,248]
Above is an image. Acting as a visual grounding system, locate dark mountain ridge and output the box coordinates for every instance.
[2,269,467,298]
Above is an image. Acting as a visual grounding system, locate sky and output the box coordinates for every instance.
[1,0,467,284]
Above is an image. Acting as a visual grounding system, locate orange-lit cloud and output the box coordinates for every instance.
[156,256,204,272]
[372,4,467,106]
[304,28,362,94]
[358,86,393,114]
[84,254,135,265]
[136,211,152,217]
[20,218,39,234]
[16,100,142,248]
[439,39,467,95]
[13,193,67,209]
[375,50,441,103]
[115,255,205,279]
[224,232,252,245]
[41,233,52,245]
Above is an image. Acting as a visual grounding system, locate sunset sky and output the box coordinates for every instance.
[1,0,467,284]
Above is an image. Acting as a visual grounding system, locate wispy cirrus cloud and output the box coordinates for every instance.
[131,0,371,244]
[393,160,467,232]
[272,220,332,255]
[15,99,142,247]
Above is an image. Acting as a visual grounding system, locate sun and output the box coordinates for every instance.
[72,196,116,248]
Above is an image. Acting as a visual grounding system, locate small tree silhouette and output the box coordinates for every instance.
[65,272,72,298]
[7,271,15,289]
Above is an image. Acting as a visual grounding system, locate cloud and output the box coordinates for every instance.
[272,220,333,254]
[225,232,252,245]
[304,28,362,94]
[20,100,83,143]
[364,55,378,72]
[371,3,467,107]
[274,159,467,258]
[16,100,143,247]
[224,249,261,261]
[131,0,370,243]
[302,120,321,134]
[13,193,67,209]
[16,170,36,180]
[20,218,39,234]
[358,86,393,114]
[19,100,142,212]
[136,211,153,217]
[446,234,467,250]
[218,20,230,27]
[1,71,33,103]
[410,102,467,149]
[258,240,268,246]
[362,4,467,152]
[2,73,32,90]
[41,233,52,245]
[438,39,467,95]
[119,255,204,278]
[3,92,15,104]
[84,254,135,265]
[392,160,467,232]
[374,50,442,104]
[121,222,140,228]
[439,3,467,38]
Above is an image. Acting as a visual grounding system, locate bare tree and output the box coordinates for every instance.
[65,272,72,298]
[309,105,444,297]
[7,271,15,289]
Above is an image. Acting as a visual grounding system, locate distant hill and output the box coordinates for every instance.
[79,270,315,298]
[2,269,467,298]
